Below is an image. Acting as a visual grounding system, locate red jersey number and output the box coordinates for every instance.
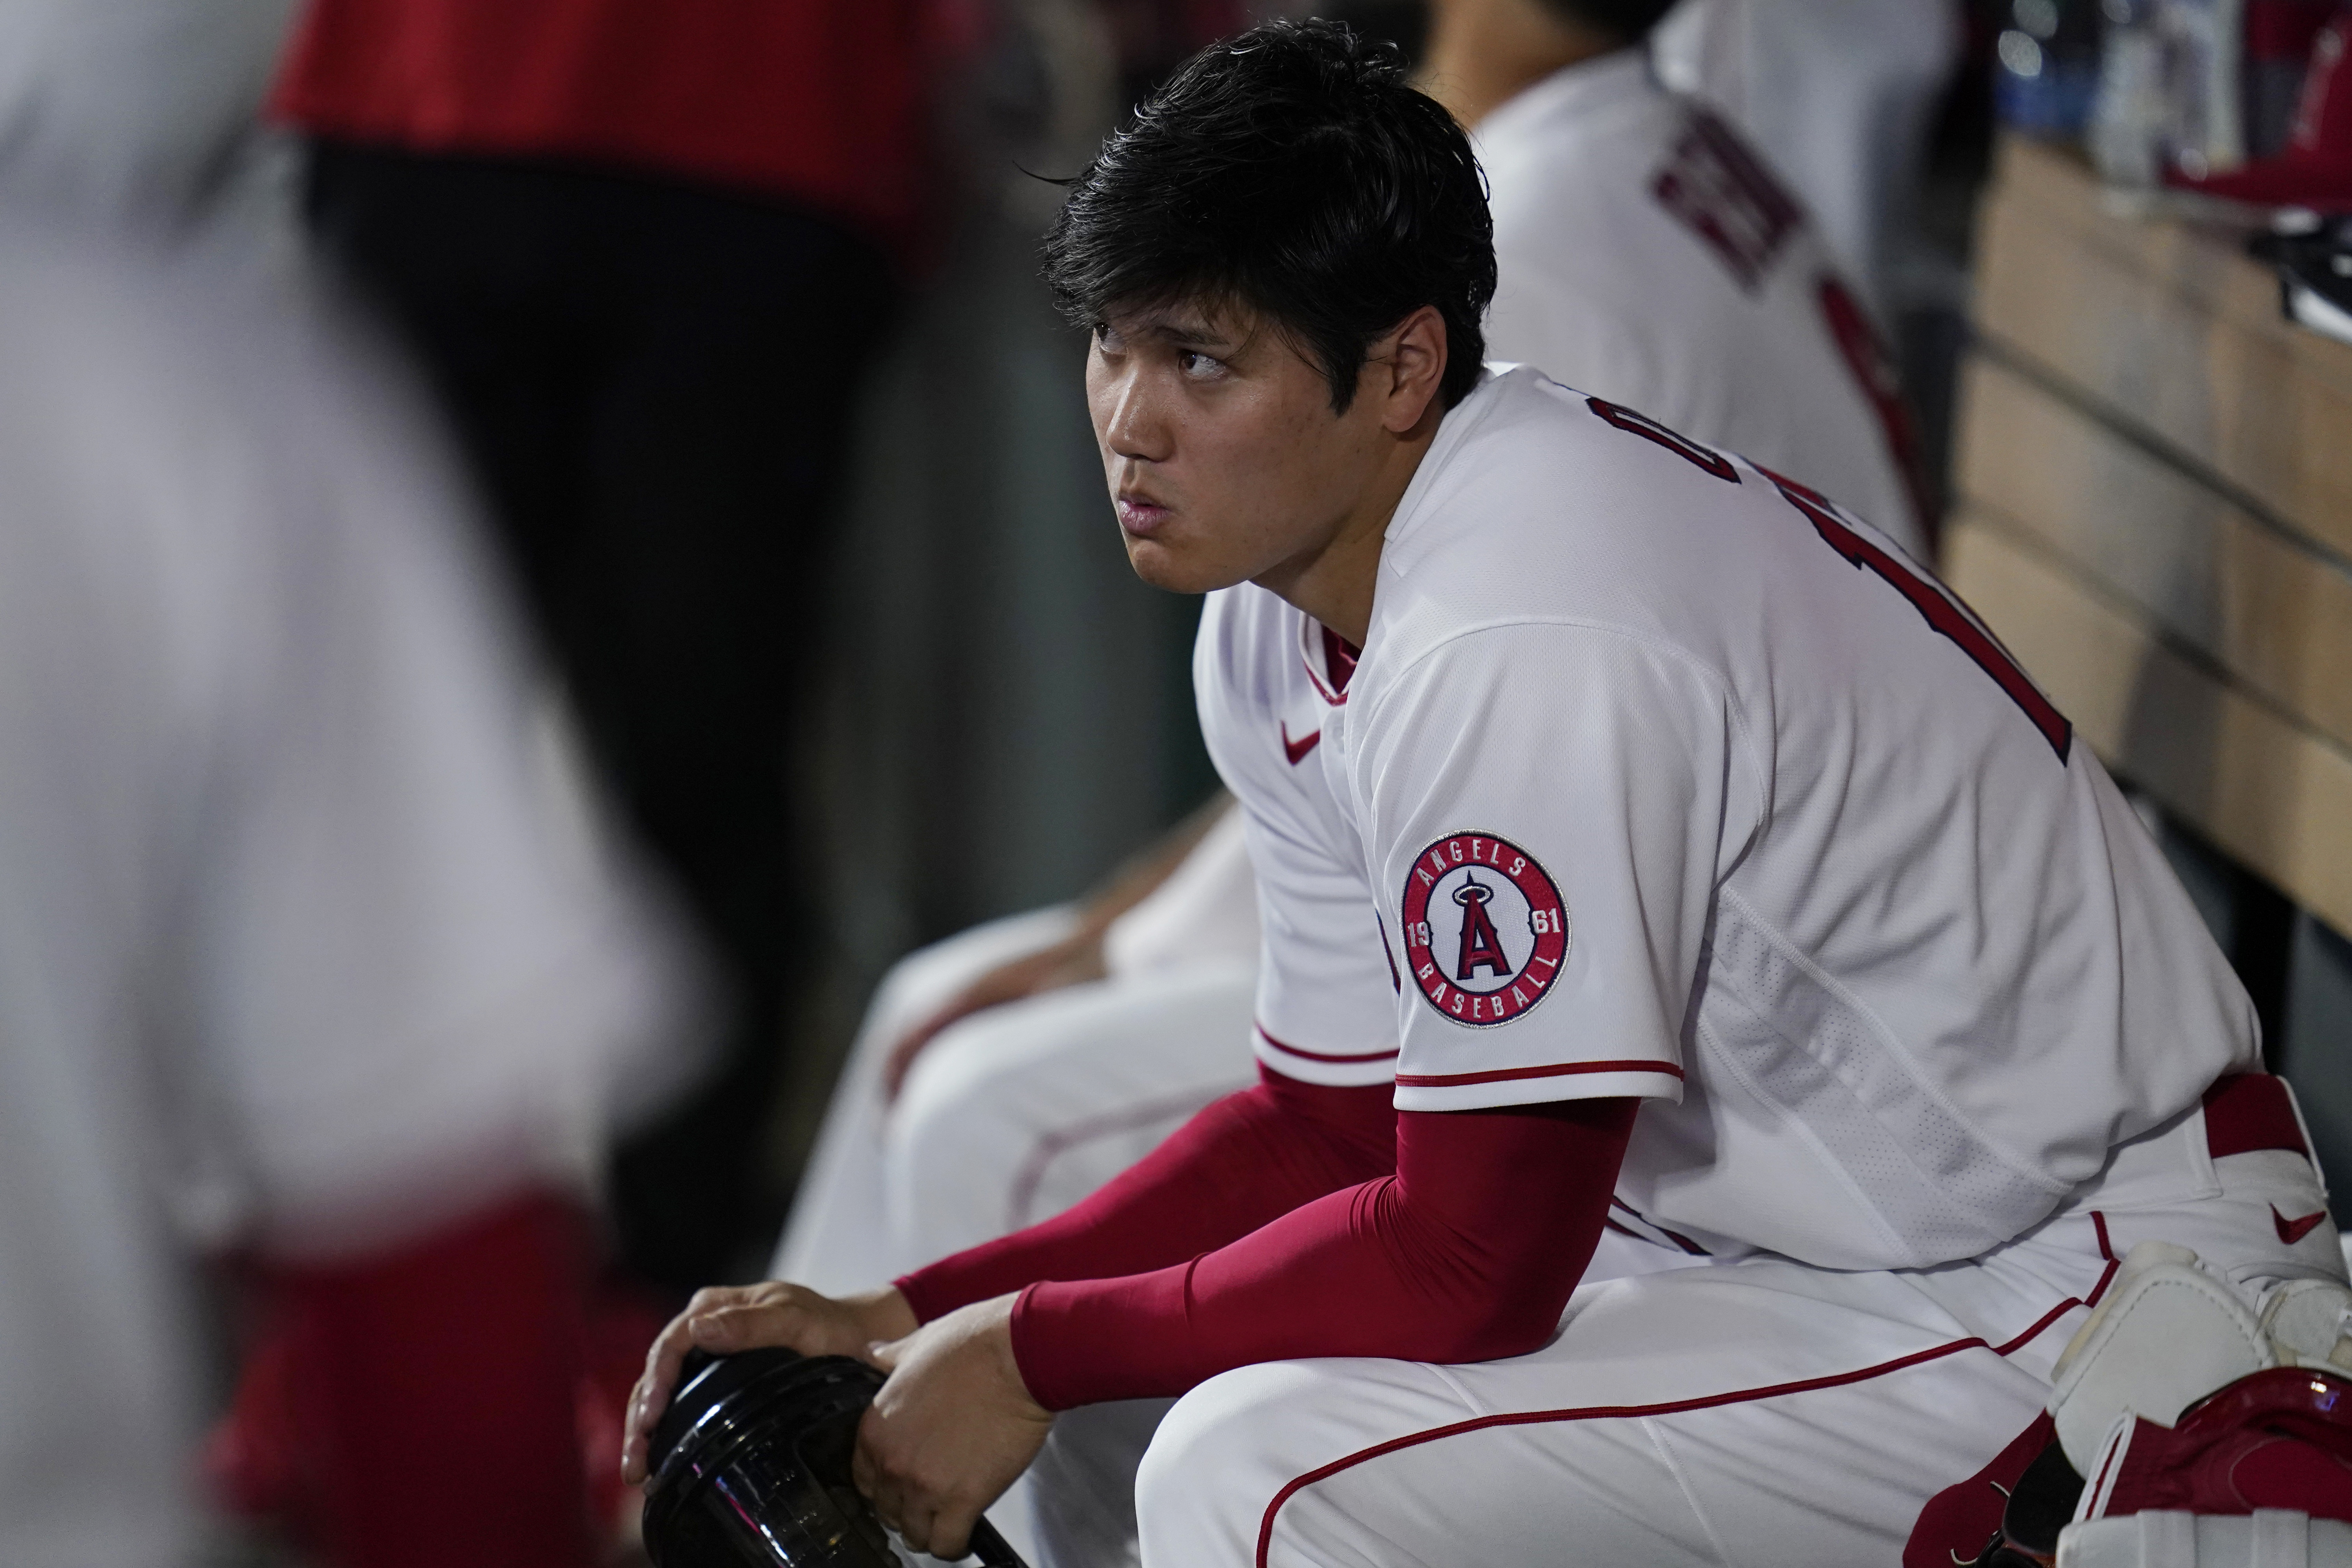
[1764,466,2071,762]
[1579,387,2068,763]
[1586,397,1740,483]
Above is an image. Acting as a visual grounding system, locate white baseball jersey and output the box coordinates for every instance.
[0,229,695,1564]
[1200,366,2257,1273]
[1476,50,1930,559]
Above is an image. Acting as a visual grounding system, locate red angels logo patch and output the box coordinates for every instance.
[1399,833,1569,1026]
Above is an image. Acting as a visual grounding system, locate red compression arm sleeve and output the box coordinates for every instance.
[257,1190,594,1568]
[895,1065,1395,1322]
[1011,1098,1636,1410]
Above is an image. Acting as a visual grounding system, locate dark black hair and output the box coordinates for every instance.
[1043,18,1495,412]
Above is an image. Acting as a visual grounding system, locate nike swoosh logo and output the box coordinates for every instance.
[2274,1205,2329,1245]
[1281,723,1321,765]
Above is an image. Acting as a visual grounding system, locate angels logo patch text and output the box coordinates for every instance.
[1399,833,1569,1026]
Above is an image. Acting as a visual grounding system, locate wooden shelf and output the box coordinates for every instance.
[1972,136,2352,562]
[1951,134,2352,936]
[1956,352,2352,752]
[1946,510,2352,936]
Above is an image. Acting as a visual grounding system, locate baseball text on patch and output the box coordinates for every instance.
[1399,833,1569,1026]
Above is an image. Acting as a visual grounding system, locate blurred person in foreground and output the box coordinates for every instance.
[266,0,929,1289]
[777,0,1933,1325]
[0,220,699,1566]
[0,0,302,248]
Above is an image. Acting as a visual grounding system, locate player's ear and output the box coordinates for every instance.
[1377,305,1449,435]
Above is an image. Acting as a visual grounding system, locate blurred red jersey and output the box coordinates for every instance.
[270,0,931,247]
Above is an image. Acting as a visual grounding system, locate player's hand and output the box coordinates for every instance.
[853,1293,1052,1559]
[619,1282,917,1485]
[882,933,1109,1100]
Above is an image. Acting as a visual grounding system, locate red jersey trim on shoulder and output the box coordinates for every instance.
[1399,832,1570,1027]
[1585,397,1741,482]
[1395,1060,1683,1089]
[1253,1024,1399,1066]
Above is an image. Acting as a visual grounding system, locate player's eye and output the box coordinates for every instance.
[1092,320,1124,353]
[1177,350,1227,380]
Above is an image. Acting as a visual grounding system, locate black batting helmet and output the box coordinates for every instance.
[642,1348,1029,1567]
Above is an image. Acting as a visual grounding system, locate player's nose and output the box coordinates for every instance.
[1100,371,1174,464]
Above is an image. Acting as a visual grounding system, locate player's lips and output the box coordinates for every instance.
[1115,492,1173,536]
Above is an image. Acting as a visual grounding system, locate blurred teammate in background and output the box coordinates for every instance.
[0,223,698,1566]
[778,0,1933,1365]
[1651,0,1964,319]
[269,0,930,1290]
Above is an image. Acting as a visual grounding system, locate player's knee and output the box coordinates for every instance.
[884,1037,1037,1237]
[885,1083,980,1211]
[892,1036,1024,1169]
[1135,1364,1307,1555]
[862,940,970,1044]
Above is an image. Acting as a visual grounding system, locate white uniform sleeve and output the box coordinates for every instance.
[1357,623,1755,1111]
[1233,787,1399,1087]
[1194,589,1398,1086]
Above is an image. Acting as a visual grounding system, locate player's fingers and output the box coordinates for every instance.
[917,1498,978,1561]
[690,1294,876,1363]
[683,1301,777,1352]
[851,1436,902,1539]
[639,1288,742,1389]
[897,1498,947,1559]
[621,1286,763,1481]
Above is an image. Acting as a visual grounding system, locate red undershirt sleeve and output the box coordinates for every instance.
[895,1065,1396,1323]
[1009,1096,1635,1410]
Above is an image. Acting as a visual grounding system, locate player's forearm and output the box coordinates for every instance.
[1006,1098,1635,1409]
[895,1064,1393,1321]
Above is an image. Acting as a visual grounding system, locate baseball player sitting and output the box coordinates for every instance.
[633,20,2348,1567]
[777,0,1933,1330]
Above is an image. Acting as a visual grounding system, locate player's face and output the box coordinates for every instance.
[1085,298,1405,597]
